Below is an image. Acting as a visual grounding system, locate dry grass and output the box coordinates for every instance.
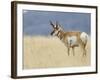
[23,36,91,69]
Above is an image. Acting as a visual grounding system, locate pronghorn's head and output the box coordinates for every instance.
[50,21,62,37]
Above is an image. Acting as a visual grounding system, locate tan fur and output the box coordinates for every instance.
[57,31,84,56]
[50,21,87,56]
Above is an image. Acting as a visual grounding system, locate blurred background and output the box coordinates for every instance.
[23,10,91,36]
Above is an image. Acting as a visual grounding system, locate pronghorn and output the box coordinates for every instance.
[50,21,88,56]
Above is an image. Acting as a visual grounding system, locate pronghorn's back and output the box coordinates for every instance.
[64,31,81,37]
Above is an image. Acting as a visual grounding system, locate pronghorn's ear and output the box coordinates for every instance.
[58,23,62,28]
[58,23,63,30]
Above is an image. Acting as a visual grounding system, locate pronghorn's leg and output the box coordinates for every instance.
[80,32,88,56]
[81,42,87,56]
[72,47,75,56]
[68,47,70,56]
[79,40,85,56]
[83,43,87,56]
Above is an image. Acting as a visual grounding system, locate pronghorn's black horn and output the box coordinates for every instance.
[50,21,54,26]
[50,21,53,25]
[56,22,63,30]
[56,21,60,29]
[50,21,55,28]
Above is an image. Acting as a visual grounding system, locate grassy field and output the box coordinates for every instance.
[23,36,91,69]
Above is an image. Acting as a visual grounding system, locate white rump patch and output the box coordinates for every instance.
[80,32,88,44]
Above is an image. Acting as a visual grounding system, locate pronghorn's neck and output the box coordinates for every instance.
[57,30,65,40]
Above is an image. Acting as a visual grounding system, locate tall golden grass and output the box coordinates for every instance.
[23,36,91,69]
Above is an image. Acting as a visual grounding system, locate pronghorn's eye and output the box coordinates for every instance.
[56,27,59,30]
